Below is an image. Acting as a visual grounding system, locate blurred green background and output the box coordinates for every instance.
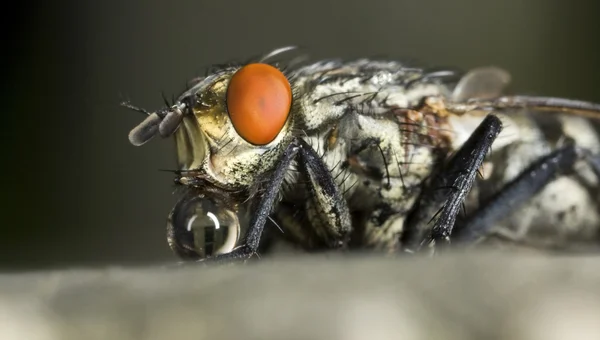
[3,0,599,270]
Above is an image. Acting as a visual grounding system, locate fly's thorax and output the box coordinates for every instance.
[292,60,456,131]
[174,66,296,190]
[289,97,455,224]
[288,61,458,205]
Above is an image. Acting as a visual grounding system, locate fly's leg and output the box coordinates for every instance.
[174,137,351,264]
[402,115,503,252]
[168,141,300,263]
[296,138,352,248]
[452,143,600,243]
[192,140,301,263]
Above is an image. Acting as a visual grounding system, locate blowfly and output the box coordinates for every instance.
[123,46,600,262]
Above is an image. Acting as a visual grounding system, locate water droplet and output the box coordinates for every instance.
[167,195,241,259]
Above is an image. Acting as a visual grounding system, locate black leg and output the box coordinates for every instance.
[402,114,503,252]
[296,138,352,247]
[192,137,352,263]
[452,143,595,243]
[196,140,302,263]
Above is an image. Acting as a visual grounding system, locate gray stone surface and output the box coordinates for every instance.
[1,252,600,340]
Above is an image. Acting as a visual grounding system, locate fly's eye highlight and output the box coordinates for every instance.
[226,63,292,145]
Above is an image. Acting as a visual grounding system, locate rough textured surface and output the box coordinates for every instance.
[2,252,600,340]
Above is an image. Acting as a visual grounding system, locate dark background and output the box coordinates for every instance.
[3,0,599,270]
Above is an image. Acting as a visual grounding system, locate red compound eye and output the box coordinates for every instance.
[226,63,292,145]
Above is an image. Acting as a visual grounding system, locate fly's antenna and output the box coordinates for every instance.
[123,100,187,146]
[120,100,151,116]
[125,73,221,146]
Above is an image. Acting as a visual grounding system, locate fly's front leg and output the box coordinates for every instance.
[204,141,302,263]
[402,114,503,252]
[452,143,600,244]
[172,137,352,264]
[168,140,301,264]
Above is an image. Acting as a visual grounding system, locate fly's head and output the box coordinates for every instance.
[173,64,297,192]
[126,58,300,194]
[125,51,304,260]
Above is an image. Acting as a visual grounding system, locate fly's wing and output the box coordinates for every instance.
[445,67,600,120]
[479,96,600,120]
[452,66,512,102]
[442,95,600,121]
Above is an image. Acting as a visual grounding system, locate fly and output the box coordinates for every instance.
[123,46,600,262]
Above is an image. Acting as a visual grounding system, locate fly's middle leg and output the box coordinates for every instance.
[296,138,353,248]
[402,115,503,252]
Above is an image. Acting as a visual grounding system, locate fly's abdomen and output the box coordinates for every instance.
[464,111,600,250]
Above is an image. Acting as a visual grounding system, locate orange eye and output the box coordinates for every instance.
[226,63,292,145]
